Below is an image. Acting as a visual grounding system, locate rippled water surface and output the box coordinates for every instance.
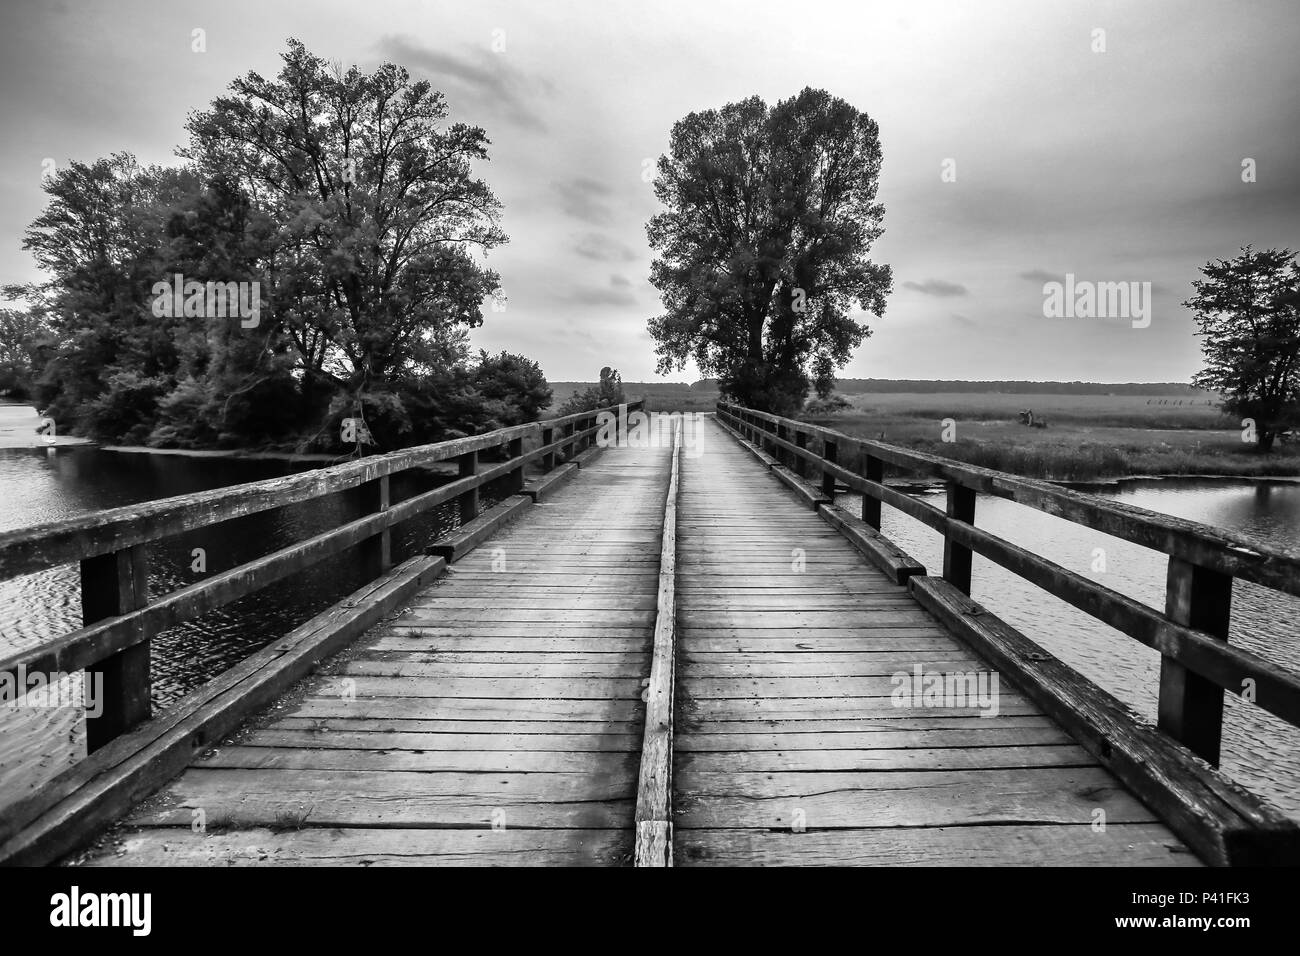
[0,441,486,807]
[840,477,1300,817]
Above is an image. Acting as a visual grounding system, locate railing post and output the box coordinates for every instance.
[794,430,808,478]
[82,545,150,751]
[357,474,391,578]
[862,454,883,529]
[1158,558,1232,765]
[775,422,788,467]
[541,426,555,472]
[942,482,976,594]
[564,422,576,460]
[457,450,479,524]
[508,436,526,494]
[822,439,837,500]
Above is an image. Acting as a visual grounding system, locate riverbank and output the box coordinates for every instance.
[0,404,92,448]
[816,415,1300,482]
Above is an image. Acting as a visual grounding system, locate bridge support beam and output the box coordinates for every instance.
[356,474,391,579]
[821,439,837,500]
[508,436,526,494]
[942,482,976,595]
[1158,558,1232,766]
[82,545,151,752]
[862,454,884,530]
[457,450,479,524]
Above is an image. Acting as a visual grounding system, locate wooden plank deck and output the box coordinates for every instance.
[672,416,1201,866]
[65,414,1215,866]
[76,441,674,867]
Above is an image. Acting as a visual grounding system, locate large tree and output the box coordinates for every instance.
[646,88,892,414]
[182,38,507,430]
[1187,246,1300,452]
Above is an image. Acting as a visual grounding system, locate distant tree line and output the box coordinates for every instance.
[0,40,566,452]
[827,380,1219,396]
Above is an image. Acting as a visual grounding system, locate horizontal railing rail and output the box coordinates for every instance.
[717,400,1300,766]
[0,401,641,751]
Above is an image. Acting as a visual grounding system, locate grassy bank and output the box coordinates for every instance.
[814,408,1300,482]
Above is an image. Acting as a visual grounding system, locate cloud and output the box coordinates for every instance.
[902,278,968,297]
[610,274,631,288]
[555,177,616,225]
[573,232,639,262]
[950,312,976,327]
[376,35,553,132]
[1019,269,1058,283]
[565,283,637,307]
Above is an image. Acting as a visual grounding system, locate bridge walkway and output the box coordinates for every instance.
[77,442,674,866]
[670,416,1197,866]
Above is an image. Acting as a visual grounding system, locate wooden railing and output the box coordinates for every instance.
[0,402,641,752]
[718,400,1300,767]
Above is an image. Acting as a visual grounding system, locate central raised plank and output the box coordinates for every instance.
[672,416,1199,867]
[79,440,674,867]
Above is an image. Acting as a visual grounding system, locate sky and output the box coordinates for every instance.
[1,0,1297,384]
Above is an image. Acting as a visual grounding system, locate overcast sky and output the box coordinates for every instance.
[1,0,1296,383]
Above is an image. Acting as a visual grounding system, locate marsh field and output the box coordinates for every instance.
[568,382,1300,482]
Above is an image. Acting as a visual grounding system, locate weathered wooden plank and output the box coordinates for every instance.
[275,716,643,735]
[369,636,650,653]
[83,827,633,867]
[634,418,679,868]
[675,727,1072,750]
[677,744,1094,772]
[681,697,1043,721]
[201,745,638,774]
[681,676,1003,698]
[313,675,643,699]
[243,729,641,751]
[128,768,636,829]
[676,825,1198,867]
[674,767,1160,828]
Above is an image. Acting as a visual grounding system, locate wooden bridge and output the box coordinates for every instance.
[1,402,1299,866]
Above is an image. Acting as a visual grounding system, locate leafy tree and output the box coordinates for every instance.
[471,351,552,426]
[1187,246,1300,452]
[560,366,625,414]
[15,154,198,437]
[149,175,300,447]
[646,88,892,414]
[0,309,50,398]
[182,39,507,435]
